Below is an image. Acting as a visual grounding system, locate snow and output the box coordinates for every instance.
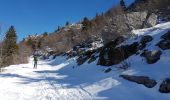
[0,22,170,100]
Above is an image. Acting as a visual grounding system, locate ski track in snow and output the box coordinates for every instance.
[0,59,94,100]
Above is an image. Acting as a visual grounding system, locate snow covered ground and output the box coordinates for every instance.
[0,22,170,100]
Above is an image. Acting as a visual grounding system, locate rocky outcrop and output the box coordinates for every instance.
[159,78,170,93]
[77,50,96,65]
[98,41,138,66]
[157,31,170,50]
[161,31,170,40]
[140,35,153,44]
[105,12,158,43]
[141,50,162,64]
[88,55,98,64]
[126,12,157,29]
[157,40,170,50]
[120,75,157,88]
[139,35,153,50]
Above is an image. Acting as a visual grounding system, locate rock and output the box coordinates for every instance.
[140,35,153,44]
[88,55,97,63]
[120,75,157,88]
[98,42,139,66]
[157,40,170,50]
[104,68,112,73]
[125,12,157,29]
[161,31,170,40]
[139,35,153,50]
[141,50,162,64]
[77,50,96,65]
[77,56,89,65]
[104,36,125,48]
[147,13,158,27]
[159,78,170,93]
[157,31,170,50]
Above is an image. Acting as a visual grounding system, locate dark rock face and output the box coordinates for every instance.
[139,35,153,50]
[161,31,170,40]
[98,41,139,66]
[140,35,153,44]
[104,36,126,48]
[157,40,170,50]
[88,55,98,64]
[141,50,162,64]
[120,75,157,88]
[159,78,170,93]
[77,50,96,65]
[157,31,170,50]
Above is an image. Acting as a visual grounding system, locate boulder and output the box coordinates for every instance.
[77,50,96,65]
[77,56,89,65]
[157,40,170,50]
[126,12,157,29]
[139,35,153,50]
[140,35,153,44]
[147,13,158,27]
[104,36,125,48]
[88,55,98,63]
[159,78,170,93]
[104,68,112,73]
[98,42,139,66]
[161,31,170,40]
[141,50,162,64]
[157,31,170,50]
[120,75,157,88]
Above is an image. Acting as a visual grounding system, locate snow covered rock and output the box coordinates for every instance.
[159,78,170,93]
[141,50,162,64]
[120,75,157,88]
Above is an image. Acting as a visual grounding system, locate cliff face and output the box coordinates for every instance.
[127,0,170,20]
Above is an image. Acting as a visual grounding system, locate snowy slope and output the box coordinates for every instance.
[0,22,170,100]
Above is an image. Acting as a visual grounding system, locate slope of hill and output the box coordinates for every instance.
[0,22,170,100]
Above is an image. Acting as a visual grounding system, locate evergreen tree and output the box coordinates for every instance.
[66,21,69,26]
[81,17,91,31]
[120,0,127,11]
[43,32,48,37]
[26,37,36,50]
[55,26,60,32]
[2,26,18,66]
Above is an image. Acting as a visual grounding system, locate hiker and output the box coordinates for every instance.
[33,55,38,69]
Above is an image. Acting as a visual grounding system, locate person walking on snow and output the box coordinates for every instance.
[33,55,38,69]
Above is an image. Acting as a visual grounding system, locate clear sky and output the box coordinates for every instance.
[0,0,134,41]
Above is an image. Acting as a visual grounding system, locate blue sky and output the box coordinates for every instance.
[0,0,134,41]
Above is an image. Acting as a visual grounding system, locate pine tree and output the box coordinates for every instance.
[2,26,18,66]
[120,0,127,11]
[55,26,60,32]
[66,21,69,26]
[81,17,91,31]
[43,32,48,37]
[26,37,36,50]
